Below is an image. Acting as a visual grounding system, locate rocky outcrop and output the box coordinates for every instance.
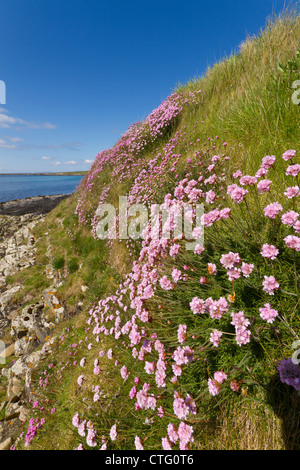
[0,216,43,288]
[0,194,70,217]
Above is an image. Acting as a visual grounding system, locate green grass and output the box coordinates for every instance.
[4,9,300,451]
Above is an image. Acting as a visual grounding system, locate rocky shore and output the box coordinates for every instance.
[0,194,70,217]
[0,194,71,449]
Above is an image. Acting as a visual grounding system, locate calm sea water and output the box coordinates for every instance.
[0,174,85,203]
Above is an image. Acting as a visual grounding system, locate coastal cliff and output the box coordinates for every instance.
[0,13,299,451]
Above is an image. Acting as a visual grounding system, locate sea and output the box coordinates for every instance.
[0,174,85,203]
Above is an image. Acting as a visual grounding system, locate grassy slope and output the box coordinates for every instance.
[5,10,300,450]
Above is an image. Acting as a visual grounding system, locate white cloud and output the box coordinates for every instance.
[84,159,94,164]
[0,108,56,130]
[41,156,51,160]
[0,138,17,149]
[5,136,24,142]
[52,161,62,166]
[65,160,77,165]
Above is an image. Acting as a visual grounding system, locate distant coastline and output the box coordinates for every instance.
[0,171,88,176]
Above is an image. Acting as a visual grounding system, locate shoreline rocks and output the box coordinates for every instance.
[0,194,70,217]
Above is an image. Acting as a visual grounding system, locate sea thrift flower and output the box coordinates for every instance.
[261,155,276,169]
[281,211,299,227]
[284,235,300,251]
[86,428,97,447]
[110,424,118,441]
[214,371,227,383]
[260,244,279,260]
[282,149,296,161]
[167,423,178,443]
[159,275,174,290]
[226,267,241,281]
[134,436,144,450]
[77,375,84,386]
[257,179,272,194]
[264,202,283,219]
[120,365,129,381]
[259,303,279,323]
[169,243,180,257]
[220,252,241,269]
[210,329,222,347]
[190,297,205,314]
[240,175,257,186]
[262,275,279,295]
[284,186,299,199]
[208,378,221,396]
[162,437,173,450]
[72,413,81,428]
[178,421,194,447]
[207,263,217,275]
[172,267,182,283]
[227,184,248,203]
[241,262,254,277]
[177,324,187,344]
[286,164,300,176]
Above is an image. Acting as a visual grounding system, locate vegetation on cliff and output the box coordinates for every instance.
[3,10,299,450]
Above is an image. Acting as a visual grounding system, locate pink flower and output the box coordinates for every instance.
[129,386,137,399]
[284,235,300,251]
[110,424,117,441]
[220,251,241,269]
[77,375,84,386]
[177,324,187,344]
[162,437,173,450]
[159,275,174,290]
[261,155,276,169]
[172,267,182,283]
[214,371,227,383]
[259,303,278,323]
[72,413,81,428]
[239,175,257,186]
[167,423,179,443]
[190,297,205,314]
[208,263,217,275]
[281,211,299,227]
[208,378,221,396]
[209,329,222,347]
[284,186,299,199]
[227,267,241,281]
[260,244,279,260]
[178,421,194,447]
[264,202,283,219]
[262,275,279,295]
[169,243,180,257]
[120,365,129,380]
[241,262,254,277]
[233,170,242,179]
[134,436,144,450]
[86,428,97,447]
[257,179,272,194]
[227,184,248,203]
[282,149,296,161]
[205,190,216,203]
[286,164,300,176]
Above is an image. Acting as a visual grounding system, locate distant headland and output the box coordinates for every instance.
[0,171,88,176]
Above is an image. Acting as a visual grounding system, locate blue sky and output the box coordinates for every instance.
[0,0,296,173]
